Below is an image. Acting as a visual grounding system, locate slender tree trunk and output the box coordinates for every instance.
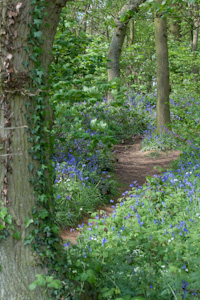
[192,17,199,52]
[154,0,170,132]
[190,3,199,52]
[0,1,67,299]
[107,0,146,82]
[192,4,199,52]
[169,18,181,41]
[168,4,181,42]
[79,4,90,33]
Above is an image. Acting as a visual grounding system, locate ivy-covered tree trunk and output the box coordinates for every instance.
[154,0,170,132]
[0,1,67,299]
[107,0,146,81]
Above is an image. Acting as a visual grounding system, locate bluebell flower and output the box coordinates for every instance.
[102,237,108,246]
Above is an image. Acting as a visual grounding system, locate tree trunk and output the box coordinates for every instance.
[191,3,199,52]
[154,0,170,132]
[168,4,181,42]
[0,1,66,299]
[169,18,181,41]
[107,0,146,82]
[192,17,199,52]
[191,4,199,83]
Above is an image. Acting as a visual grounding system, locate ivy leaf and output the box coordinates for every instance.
[30,54,37,62]
[5,214,12,225]
[13,230,21,240]
[38,194,48,203]
[34,19,42,26]
[47,279,62,289]
[28,164,34,172]
[38,209,49,219]
[25,217,34,228]
[36,70,44,78]
[22,61,29,68]
[33,31,42,38]
[0,207,7,219]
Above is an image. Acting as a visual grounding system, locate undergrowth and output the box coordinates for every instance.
[48,94,200,300]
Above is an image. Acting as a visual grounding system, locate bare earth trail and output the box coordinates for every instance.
[61,136,180,244]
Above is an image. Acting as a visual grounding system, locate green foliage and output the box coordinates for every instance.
[65,146,200,299]
[121,17,155,93]
[141,130,179,152]
[54,175,103,227]
[29,274,62,300]
[169,41,200,94]
[0,205,12,241]
[50,16,110,104]
[18,1,200,300]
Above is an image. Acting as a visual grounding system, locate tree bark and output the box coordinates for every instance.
[190,3,199,82]
[0,1,66,299]
[154,0,170,132]
[107,0,146,82]
[169,18,181,41]
[191,3,199,52]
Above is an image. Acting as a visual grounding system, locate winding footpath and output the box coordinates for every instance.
[60,136,180,244]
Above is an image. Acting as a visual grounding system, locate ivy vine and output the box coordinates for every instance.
[1,1,84,298]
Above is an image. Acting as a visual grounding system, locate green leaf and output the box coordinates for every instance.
[86,269,96,284]
[25,217,34,228]
[80,272,88,281]
[5,214,12,225]
[28,164,34,172]
[51,224,59,234]
[38,209,49,219]
[36,70,44,78]
[0,207,7,219]
[13,230,21,240]
[22,61,29,68]
[35,274,46,287]
[29,282,37,291]
[47,279,62,289]
[131,297,146,300]
[34,19,42,26]
[33,31,42,38]
[90,118,97,128]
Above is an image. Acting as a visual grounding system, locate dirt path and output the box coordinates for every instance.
[60,136,180,244]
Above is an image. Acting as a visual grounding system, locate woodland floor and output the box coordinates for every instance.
[60,136,180,244]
